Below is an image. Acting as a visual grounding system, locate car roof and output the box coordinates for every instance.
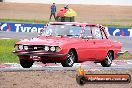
[48,22,97,26]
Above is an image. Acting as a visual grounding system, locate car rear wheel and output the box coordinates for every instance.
[20,59,34,68]
[61,50,76,67]
[101,51,113,67]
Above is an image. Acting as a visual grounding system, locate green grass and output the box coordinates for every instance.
[117,52,132,60]
[0,39,19,63]
[0,18,132,27]
[0,18,49,24]
[103,24,132,28]
[99,18,132,23]
[110,19,132,22]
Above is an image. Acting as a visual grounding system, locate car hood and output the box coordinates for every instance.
[16,36,81,46]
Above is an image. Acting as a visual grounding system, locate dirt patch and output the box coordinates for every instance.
[0,70,132,88]
[0,3,132,25]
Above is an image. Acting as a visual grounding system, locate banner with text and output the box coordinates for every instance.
[0,22,132,37]
[0,22,45,33]
[107,27,132,37]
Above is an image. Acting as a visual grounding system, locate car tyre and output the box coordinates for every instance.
[101,51,113,67]
[76,75,87,85]
[20,59,34,68]
[61,50,76,67]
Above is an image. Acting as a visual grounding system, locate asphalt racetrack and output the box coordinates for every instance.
[0,60,132,72]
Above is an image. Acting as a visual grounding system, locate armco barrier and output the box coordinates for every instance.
[0,22,132,37]
[0,22,45,33]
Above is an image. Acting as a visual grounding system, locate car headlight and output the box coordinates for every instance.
[14,45,19,50]
[56,46,61,52]
[24,46,28,50]
[44,46,61,52]
[50,46,56,52]
[18,45,23,50]
[45,46,49,51]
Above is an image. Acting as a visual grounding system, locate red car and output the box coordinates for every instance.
[13,22,122,68]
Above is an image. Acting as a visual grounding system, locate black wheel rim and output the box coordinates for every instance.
[105,52,112,65]
[67,51,75,66]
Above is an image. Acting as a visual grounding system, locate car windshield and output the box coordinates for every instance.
[41,24,82,38]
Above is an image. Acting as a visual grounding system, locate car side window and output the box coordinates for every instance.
[92,27,102,39]
[82,26,92,39]
[69,26,82,37]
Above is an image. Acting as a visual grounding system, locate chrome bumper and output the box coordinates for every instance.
[13,51,67,57]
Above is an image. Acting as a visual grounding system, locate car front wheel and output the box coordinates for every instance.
[101,51,113,67]
[61,50,76,67]
[20,59,34,68]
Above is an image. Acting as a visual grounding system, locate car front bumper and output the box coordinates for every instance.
[13,51,67,57]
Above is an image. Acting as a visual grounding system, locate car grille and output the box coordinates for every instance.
[28,45,45,51]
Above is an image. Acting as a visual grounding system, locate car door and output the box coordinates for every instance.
[91,26,109,60]
[80,26,97,61]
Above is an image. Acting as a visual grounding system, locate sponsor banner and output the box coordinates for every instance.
[0,22,45,33]
[108,27,132,37]
[0,22,132,37]
[76,66,131,85]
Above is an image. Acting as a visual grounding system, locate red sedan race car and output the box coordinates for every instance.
[13,22,122,68]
